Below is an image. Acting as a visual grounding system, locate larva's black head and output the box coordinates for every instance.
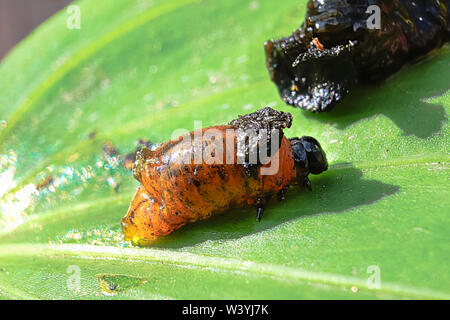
[290,136,328,175]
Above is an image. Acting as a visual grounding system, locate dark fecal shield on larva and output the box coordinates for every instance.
[121,107,327,245]
[265,0,450,112]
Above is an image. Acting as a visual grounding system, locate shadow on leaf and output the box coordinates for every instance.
[303,45,450,139]
[151,164,399,248]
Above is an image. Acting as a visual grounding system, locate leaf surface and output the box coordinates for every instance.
[0,0,449,299]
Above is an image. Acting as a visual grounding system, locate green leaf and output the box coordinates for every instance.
[0,0,449,300]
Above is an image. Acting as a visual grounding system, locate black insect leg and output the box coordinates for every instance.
[277,188,286,201]
[303,177,312,191]
[256,206,264,222]
[255,195,271,222]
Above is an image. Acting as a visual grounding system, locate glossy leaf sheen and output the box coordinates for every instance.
[0,0,448,299]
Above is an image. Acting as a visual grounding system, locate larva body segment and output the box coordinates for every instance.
[121,108,328,245]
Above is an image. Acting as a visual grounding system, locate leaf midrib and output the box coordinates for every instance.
[0,243,447,299]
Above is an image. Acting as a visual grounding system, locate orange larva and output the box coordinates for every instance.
[121,107,328,245]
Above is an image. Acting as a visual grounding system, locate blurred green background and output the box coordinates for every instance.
[0,0,448,299]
